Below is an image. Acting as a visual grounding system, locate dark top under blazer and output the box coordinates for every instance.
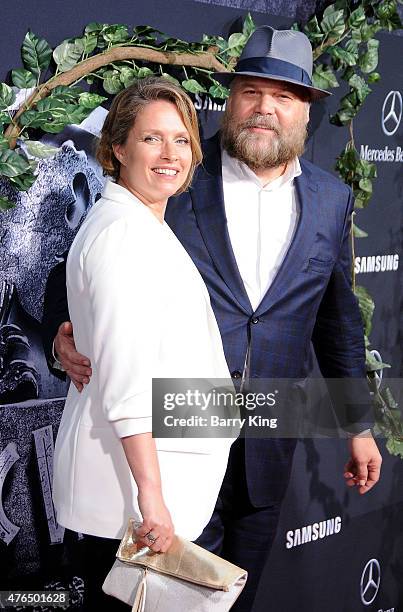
[42,133,372,507]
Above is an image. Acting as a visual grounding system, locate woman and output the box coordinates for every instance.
[52,77,235,609]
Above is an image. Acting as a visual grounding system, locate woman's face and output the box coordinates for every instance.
[114,99,193,206]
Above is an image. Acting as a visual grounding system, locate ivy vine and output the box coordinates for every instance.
[0,2,401,455]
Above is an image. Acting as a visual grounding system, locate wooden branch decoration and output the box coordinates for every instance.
[5,46,230,148]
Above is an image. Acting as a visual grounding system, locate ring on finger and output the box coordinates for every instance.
[145,531,158,544]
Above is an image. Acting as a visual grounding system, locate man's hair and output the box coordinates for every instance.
[96,76,202,193]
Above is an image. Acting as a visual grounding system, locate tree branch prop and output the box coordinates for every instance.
[5,46,228,148]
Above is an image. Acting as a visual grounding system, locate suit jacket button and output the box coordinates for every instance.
[251,317,260,324]
[231,370,242,379]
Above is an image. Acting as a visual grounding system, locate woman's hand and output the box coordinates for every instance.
[120,434,174,553]
[136,483,174,553]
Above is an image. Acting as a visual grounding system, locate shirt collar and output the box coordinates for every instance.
[222,148,301,192]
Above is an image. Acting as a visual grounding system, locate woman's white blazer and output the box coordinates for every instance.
[52,180,235,541]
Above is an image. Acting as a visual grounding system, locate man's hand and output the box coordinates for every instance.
[54,322,92,392]
[344,433,382,495]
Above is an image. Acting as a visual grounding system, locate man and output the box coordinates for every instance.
[42,26,382,612]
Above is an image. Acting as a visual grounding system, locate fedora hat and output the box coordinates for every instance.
[213,25,331,100]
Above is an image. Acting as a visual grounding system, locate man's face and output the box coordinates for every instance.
[221,76,310,170]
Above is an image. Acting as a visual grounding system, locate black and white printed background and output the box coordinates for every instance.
[0,1,402,610]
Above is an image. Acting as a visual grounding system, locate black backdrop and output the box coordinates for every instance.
[0,1,402,611]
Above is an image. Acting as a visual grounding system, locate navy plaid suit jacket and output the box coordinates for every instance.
[165,133,371,506]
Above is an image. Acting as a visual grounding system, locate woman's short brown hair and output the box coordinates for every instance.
[96,76,202,193]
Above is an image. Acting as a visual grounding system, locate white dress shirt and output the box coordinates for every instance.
[222,149,301,311]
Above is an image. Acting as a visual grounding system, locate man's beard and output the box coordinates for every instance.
[221,112,308,170]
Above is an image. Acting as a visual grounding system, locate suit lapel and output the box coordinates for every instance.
[190,136,252,314]
[255,162,319,316]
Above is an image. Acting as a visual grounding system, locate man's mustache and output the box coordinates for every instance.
[238,117,281,136]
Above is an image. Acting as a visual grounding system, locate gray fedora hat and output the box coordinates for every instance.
[213,25,331,100]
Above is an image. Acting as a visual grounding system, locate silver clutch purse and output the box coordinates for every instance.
[102,518,248,611]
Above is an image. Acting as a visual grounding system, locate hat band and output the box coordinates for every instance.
[235,57,312,86]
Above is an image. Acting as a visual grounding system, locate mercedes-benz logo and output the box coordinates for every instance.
[381,91,402,136]
[360,558,381,605]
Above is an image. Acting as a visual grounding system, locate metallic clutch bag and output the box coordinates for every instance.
[102,518,248,612]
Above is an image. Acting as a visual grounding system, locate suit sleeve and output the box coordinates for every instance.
[311,187,373,433]
[41,252,69,379]
[83,218,163,438]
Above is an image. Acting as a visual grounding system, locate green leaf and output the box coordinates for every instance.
[215,38,229,54]
[9,171,37,191]
[354,190,370,208]
[78,92,107,109]
[0,83,16,110]
[367,72,381,83]
[355,285,374,337]
[359,22,382,42]
[103,70,124,94]
[340,92,357,110]
[0,111,11,127]
[137,67,154,79]
[329,46,357,68]
[11,68,36,89]
[181,79,207,94]
[331,108,354,126]
[35,96,67,113]
[357,158,377,178]
[20,97,89,133]
[0,149,31,177]
[348,5,366,28]
[358,177,372,193]
[0,196,15,211]
[333,0,349,10]
[119,67,138,88]
[381,387,399,412]
[84,22,105,34]
[242,13,256,39]
[365,349,391,371]
[358,39,379,73]
[21,31,52,78]
[0,136,9,151]
[312,64,339,89]
[24,140,59,159]
[53,38,85,73]
[209,83,230,99]
[40,110,89,133]
[201,34,220,47]
[376,0,399,21]
[133,25,161,43]
[345,39,359,54]
[161,73,180,86]
[348,74,371,102]
[321,7,345,38]
[83,32,98,54]
[303,15,323,41]
[386,438,403,459]
[226,33,247,57]
[48,86,82,104]
[352,223,368,238]
[342,66,355,82]
[102,24,130,44]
